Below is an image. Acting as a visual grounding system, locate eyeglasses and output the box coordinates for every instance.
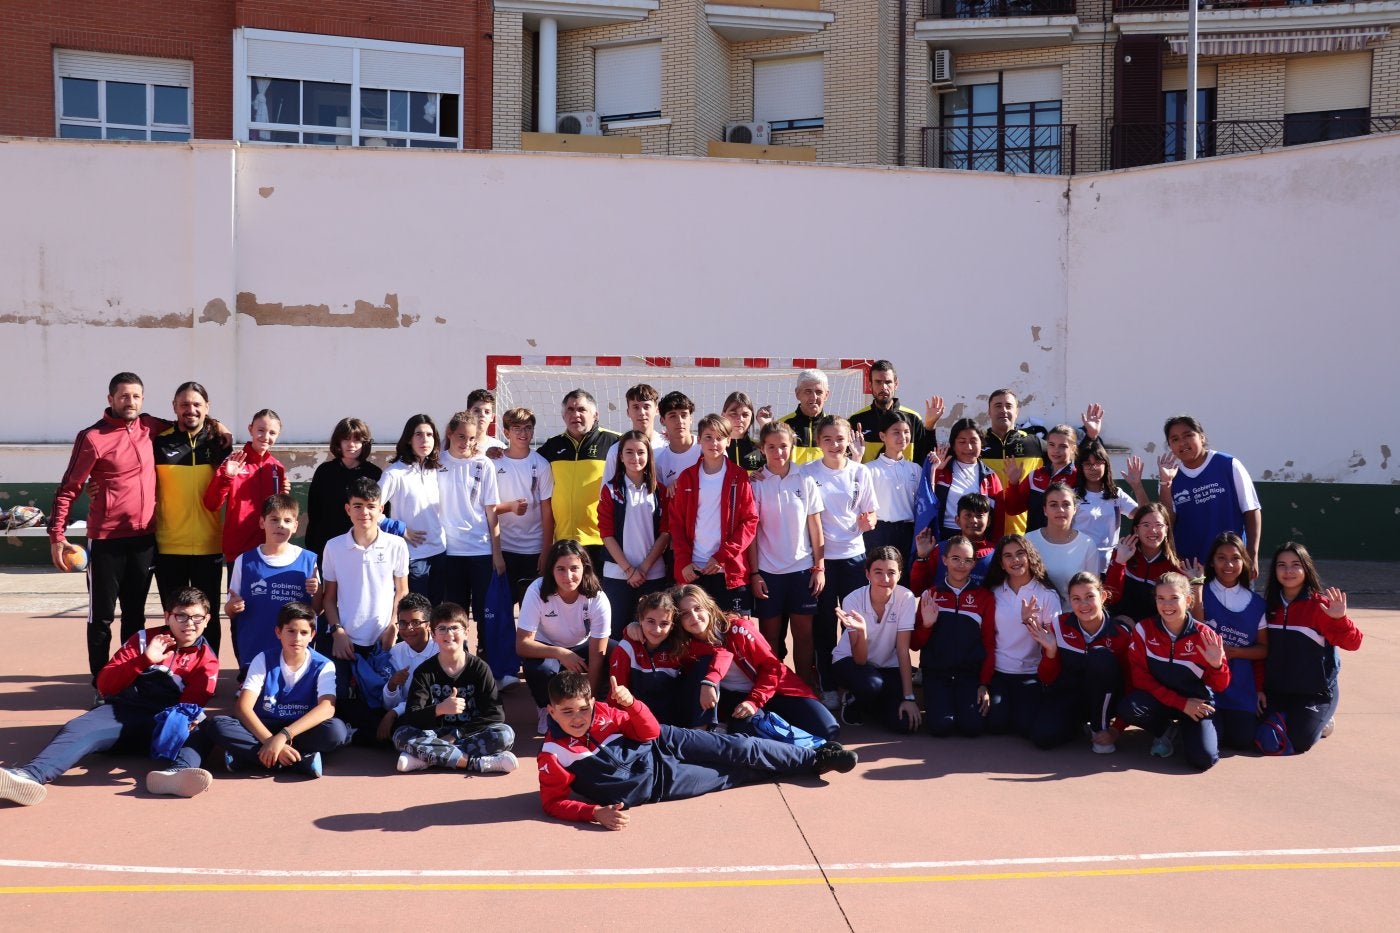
[945,556,976,566]
[397,618,429,628]
[171,612,208,624]
[434,625,467,636]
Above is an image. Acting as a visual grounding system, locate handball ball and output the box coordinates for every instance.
[60,543,88,573]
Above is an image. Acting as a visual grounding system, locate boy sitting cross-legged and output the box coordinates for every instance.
[537,670,858,830]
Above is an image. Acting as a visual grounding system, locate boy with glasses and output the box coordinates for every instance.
[392,603,517,774]
[1,587,220,805]
[375,593,440,743]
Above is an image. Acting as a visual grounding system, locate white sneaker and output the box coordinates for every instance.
[0,767,46,806]
[474,751,519,774]
[1321,718,1336,738]
[396,754,430,773]
[820,690,841,712]
[498,674,520,689]
[536,707,550,735]
[1091,741,1117,755]
[146,768,213,798]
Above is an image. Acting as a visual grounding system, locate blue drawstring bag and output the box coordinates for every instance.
[1255,711,1294,755]
[484,570,522,681]
[353,646,397,711]
[750,709,826,749]
[150,703,204,761]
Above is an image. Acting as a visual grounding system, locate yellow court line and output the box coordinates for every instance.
[3,861,1399,895]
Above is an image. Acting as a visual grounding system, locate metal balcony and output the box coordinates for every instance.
[922,123,1077,174]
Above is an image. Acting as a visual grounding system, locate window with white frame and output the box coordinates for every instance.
[595,42,662,123]
[754,55,823,131]
[236,29,464,148]
[55,50,192,141]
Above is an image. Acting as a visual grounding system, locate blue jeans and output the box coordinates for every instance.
[1118,690,1220,770]
[22,703,201,785]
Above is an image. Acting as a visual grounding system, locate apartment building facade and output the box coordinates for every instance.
[0,1,495,150]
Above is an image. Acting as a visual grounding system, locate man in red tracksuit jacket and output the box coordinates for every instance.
[668,414,759,615]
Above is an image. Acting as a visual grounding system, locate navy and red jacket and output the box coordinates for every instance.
[1039,613,1132,690]
[718,616,818,707]
[597,476,667,571]
[1264,591,1362,699]
[608,631,696,689]
[1002,462,1078,533]
[1128,616,1231,710]
[50,410,166,542]
[908,541,996,596]
[668,459,759,590]
[95,626,220,711]
[537,697,664,822]
[1105,550,1180,622]
[928,460,1006,542]
[202,443,287,563]
[910,585,997,683]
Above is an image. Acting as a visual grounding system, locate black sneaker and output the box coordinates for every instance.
[813,742,858,775]
[840,693,864,727]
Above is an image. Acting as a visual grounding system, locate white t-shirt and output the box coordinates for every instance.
[804,459,878,560]
[654,442,703,489]
[517,577,611,648]
[992,578,1061,675]
[943,460,980,529]
[691,465,725,567]
[1025,529,1100,600]
[382,640,440,715]
[440,450,501,557]
[831,584,918,669]
[240,651,337,700]
[378,461,447,560]
[479,434,507,453]
[494,451,554,554]
[322,529,410,646]
[750,465,824,575]
[602,478,667,582]
[1073,488,1138,572]
[602,429,666,483]
[867,454,920,523]
[229,544,312,595]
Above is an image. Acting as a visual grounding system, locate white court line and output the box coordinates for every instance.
[2,846,1399,880]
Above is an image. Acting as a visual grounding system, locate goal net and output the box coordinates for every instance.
[489,356,872,442]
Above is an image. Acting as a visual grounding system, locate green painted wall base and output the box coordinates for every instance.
[3,481,1397,564]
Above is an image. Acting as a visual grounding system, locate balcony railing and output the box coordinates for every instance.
[1114,0,1353,12]
[923,0,1075,17]
[923,123,1077,174]
[1105,114,1400,167]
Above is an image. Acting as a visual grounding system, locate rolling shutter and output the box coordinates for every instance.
[1002,67,1062,105]
[55,49,191,87]
[360,48,462,93]
[595,42,661,119]
[246,36,353,83]
[1285,52,1371,113]
[754,55,823,124]
[1162,65,1217,91]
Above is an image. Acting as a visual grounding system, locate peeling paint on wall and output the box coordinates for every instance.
[259,187,275,198]
[0,311,191,328]
[200,298,231,324]
[235,292,415,328]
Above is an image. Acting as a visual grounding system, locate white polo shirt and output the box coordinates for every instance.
[322,529,409,646]
[750,465,824,575]
[832,584,917,669]
[867,454,920,523]
[517,578,611,648]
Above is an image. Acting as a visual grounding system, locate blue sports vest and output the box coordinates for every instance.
[1171,452,1246,564]
[258,649,333,721]
[1202,584,1266,712]
[234,546,319,667]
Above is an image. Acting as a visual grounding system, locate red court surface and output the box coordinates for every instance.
[2,607,1397,931]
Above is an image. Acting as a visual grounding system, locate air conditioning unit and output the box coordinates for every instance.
[931,49,955,87]
[556,111,601,135]
[725,121,771,145]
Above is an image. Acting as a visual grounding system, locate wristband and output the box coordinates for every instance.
[1189,576,1206,585]
[812,563,825,572]
[279,728,293,744]
[903,694,916,702]
[702,680,719,690]
[327,623,344,635]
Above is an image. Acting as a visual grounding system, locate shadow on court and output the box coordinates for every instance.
[314,789,542,832]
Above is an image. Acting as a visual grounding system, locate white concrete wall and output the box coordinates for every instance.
[2,134,1397,486]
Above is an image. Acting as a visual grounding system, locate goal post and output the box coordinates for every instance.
[486,356,874,442]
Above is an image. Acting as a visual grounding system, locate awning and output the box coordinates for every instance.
[1166,27,1390,56]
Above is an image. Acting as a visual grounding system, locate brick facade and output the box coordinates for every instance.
[0,1,494,149]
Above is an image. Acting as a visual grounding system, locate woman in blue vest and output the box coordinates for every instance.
[1190,532,1268,751]
[1157,415,1262,569]
[205,602,349,778]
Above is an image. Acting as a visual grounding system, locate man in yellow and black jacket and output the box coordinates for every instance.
[152,382,231,656]
[538,389,619,574]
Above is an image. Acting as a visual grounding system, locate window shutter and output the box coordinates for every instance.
[1285,52,1371,114]
[754,55,823,124]
[1002,67,1062,105]
[595,42,661,119]
[55,49,192,87]
[247,37,353,83]
[1162,65,1217,92]
[360,49,462,93]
